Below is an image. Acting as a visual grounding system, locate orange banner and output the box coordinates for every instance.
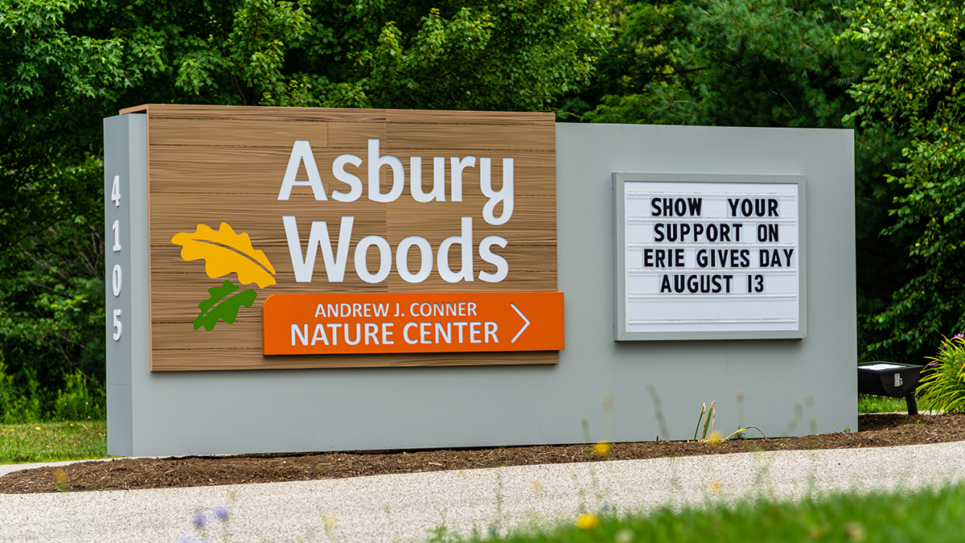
[262,292,564,355]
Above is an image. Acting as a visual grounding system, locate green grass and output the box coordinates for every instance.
[440,482,965,543]
[858,394,910,413]
[0,420,107,464]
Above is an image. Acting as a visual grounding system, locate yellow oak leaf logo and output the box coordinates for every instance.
[171,223,276,288]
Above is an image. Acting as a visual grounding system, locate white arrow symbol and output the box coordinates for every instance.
[510,303,530,343]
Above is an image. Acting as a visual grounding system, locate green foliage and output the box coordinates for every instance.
[194,281,258,331]
[842,0,965,358]
[857,394,908,413]
[53,370,105,421]
[1,0,132,415]
[0,363,43,424]
[0,420,106,464]
[584,0,861,127]
[918,336,965,412]
[576,0,918,361]
[448,482,965,542]
[560,0,690,121]
[360,4,611,111]
[125,0,610,110]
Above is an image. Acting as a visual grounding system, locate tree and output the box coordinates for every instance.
[582,0,861,125]
[557,0,691,121]
[842,0,965,358]
[1,0,147,402]
[575,1,927,361]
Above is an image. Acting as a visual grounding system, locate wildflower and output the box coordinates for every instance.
[954,333,963,339]
[213,506,229,521]
[594,441,611,456]
[193,512,208,528]
[576,514,599,530]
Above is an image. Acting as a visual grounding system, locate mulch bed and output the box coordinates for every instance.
[3,413,964,494]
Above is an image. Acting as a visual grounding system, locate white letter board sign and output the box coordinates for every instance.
[613,173,807,341]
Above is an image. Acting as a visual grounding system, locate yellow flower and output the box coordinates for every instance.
[594,441,611,456]
[576,514,600,530]
[705,430,724,445]
[34,427,41,431]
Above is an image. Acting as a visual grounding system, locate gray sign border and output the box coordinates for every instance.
[104,119,855,457]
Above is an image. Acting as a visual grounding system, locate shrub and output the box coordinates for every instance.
[918,335,965,413]
[0,362,43,423]
[53,370,105,421]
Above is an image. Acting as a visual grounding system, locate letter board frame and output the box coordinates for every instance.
[613,172,807,341]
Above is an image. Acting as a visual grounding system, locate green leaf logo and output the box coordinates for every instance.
[194,280,258,331]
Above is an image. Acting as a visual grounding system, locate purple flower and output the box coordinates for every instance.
[928,361,939,367]
[193,512,208,528]
[954,334,964,339]
[213,507,229,521]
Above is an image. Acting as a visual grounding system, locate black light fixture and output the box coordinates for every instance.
[858,362,922,415]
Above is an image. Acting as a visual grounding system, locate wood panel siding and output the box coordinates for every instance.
[131,104,557,370]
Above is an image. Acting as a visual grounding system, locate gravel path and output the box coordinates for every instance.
[3,441,965,542]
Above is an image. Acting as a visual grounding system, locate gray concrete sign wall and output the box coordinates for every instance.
[105,117,855,456]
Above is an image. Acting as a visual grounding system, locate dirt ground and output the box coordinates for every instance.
[2,413,962,494]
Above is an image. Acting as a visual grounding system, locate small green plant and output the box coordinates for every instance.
[692,401,766,443]
[0,363,42,424]
[53,370,104,421]
[918,334,965,413]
